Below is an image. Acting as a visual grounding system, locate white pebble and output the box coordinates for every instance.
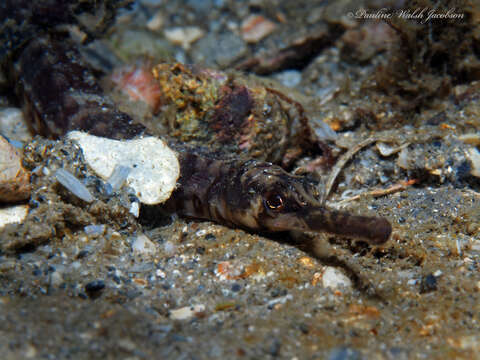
[131,234,156,255]
[164,26,205,49]
[322,267,352,289]
[0,107,32,142]
[0,205,28,228]
[84,224,106,236]
[129,201,140,217]
[170,304,205,320]
[55,168,95,203]
[467,148,480,178]
[163,241,177,255]
[68,131,180,205]
[50,271,64,287]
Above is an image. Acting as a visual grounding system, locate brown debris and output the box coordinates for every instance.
[236,24,344,75]
[0,136,31,202]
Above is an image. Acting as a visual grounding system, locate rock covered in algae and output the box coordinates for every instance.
[151,62,319,166]
[111,62,320,167]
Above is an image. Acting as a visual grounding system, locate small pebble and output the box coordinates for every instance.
[164,26,205,49]
[376,142,409,157]
[241,15,276,43]
[85,280,105,295]
[322,267,352,290]
[146,12,164,31]
[50,271,63,287]
[420,274,438,293]
[170,304,205,320]
[466,148,480,178]
[0,205,29,229]
[131,234,157,255]
[0,136,31,202]
[274,70,302,88]
[0,107,32,142]
[84,224,106,236]
[129,201,140,217]
[328,347,361,360]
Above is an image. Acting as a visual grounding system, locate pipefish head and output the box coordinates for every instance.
[237,162,391,245]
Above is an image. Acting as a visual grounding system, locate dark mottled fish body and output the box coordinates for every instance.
[9,31,392,245]
[14,36,145,140]
[166,148,391,244]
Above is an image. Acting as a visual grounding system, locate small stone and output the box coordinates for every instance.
[241,15,276,43]
[192,32,247,67]
[68,131,180,205]
[146,12,164,31]
[131,234,157,255]
[420,273,438,293]
[50,271,63,287]
[0,205,28,229]
[376,142,409,157]
[0,107,32,142]
[0,136,31,202]
[85,280,105,295]
[328,347,361,360]
[322,267,352,289]
[129,201,140,217]
[274,70,302,88]
[84,224,106,236]
[163,241,176,255]
[170,304,205,320]
[466,147,480,178]
[164,26,205,50]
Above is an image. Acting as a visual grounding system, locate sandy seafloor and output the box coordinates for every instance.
[1,0,480,359]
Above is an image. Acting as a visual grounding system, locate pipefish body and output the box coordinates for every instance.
[11,34,392,245]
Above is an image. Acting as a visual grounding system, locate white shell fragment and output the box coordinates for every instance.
[322,267,352,289]
[376,142,409,157]
[170,304,205,320]
[131,233,156,255]
[55,168,95,203]
[164,26,205,49]
[0,205,28,229]
[67,131,180,205]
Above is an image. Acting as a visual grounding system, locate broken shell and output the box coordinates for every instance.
[0,136,31,202]
[376,142,409,157]
[67,131,180,205]
[164,26,205,50]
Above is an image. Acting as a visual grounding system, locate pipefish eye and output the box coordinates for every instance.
[265,192,284,210]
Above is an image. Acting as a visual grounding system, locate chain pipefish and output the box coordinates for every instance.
[9,32,392,245]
